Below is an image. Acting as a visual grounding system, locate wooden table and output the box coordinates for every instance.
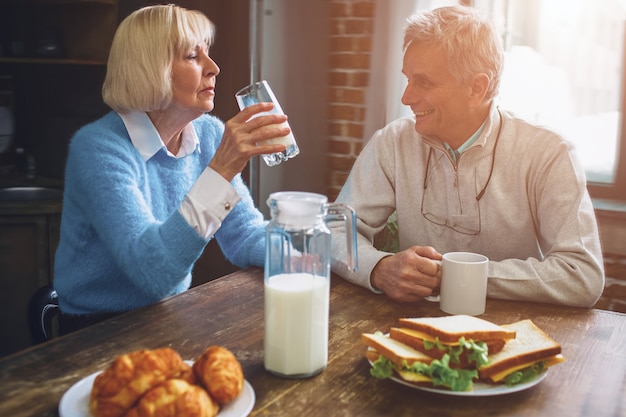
[1,268,625,417]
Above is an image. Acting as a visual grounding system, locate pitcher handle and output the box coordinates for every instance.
[326,203,358,272]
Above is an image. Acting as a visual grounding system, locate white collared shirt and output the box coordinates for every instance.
[119,111,200,159]
[119,111,241,239]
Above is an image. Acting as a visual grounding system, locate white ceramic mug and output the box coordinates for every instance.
[439,252,489,316]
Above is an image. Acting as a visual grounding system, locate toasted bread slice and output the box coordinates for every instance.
[390,327,506,367]
[398,315,516,344]
[478,319,563,382]
[361,333,434,367]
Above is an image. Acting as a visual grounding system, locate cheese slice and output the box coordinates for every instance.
[397,328,461,345]
[488,354,565,382]
[397,368,433,383]
[394,328,501,347]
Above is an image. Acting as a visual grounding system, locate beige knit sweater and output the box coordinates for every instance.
[331,106,604,308]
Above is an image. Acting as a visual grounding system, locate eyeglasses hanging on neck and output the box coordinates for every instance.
[420,110,502,235]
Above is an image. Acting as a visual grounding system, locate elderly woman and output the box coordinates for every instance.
[53,4,287,333]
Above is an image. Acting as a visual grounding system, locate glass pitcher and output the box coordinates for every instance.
[264,191,358,378]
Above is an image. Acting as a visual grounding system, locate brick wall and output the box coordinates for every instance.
[327,0,376,201]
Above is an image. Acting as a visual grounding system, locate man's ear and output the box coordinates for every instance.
[469,73,490,105]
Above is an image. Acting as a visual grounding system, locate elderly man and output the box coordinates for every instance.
[331,5,604,308]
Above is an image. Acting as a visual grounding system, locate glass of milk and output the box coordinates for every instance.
[235,80,299,166]
[264,192,358,378]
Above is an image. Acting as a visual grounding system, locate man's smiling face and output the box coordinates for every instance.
[401,41,475,146]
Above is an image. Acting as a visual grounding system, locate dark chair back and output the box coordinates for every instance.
[28,284,59,344]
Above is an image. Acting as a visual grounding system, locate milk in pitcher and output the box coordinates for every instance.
[264,272,329,377]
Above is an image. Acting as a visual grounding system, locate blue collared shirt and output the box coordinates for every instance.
[444,119,487,163]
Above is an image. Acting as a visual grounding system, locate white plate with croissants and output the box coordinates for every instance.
[59,346,255,417]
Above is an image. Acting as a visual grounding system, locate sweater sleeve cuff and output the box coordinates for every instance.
[247,239,266,267]
[332,249,389,294]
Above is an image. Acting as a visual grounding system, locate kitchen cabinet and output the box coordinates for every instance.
[0,0,118,65]
[0,0,115,357]
[0,0,118,179]
[0,187,62,357]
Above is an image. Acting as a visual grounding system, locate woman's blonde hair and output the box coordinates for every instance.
[403,5,503,101]
[102,4,215,113]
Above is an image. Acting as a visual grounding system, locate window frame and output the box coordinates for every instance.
[587,29,626,201]
[489,0,626,202]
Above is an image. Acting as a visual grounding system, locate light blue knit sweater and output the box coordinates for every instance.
[54,112,267,315]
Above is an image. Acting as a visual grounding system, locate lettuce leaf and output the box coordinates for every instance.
[370,355,394,379]
[423,336,490,367]
[369,354,478,392]
[408,355,478,392]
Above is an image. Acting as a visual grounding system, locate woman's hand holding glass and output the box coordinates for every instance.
[209,102,289,182]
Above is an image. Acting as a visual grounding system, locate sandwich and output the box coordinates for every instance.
[362,315,564,392]
[390,315,516,369]
[362,331,479,392]
[478,319,564,385]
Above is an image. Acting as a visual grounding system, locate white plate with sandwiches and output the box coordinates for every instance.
[59,360,255,417]
[362,315,564,397]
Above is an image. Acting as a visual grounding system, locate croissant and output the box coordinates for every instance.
[193,346,244,405]
[123,378,219,417]
[89,347,193,417]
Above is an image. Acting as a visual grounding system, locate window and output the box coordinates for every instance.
[476,0,626,200]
